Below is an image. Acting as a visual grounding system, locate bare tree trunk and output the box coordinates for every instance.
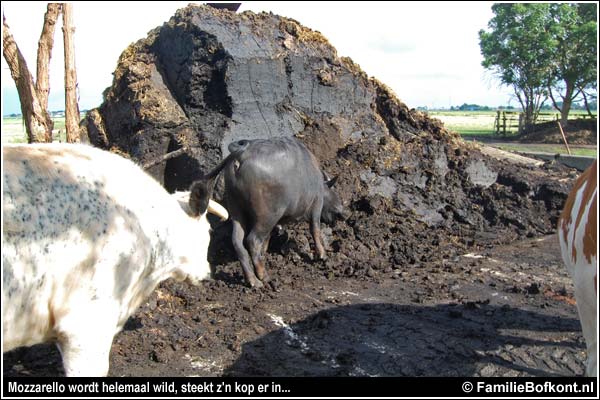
[519,88,536,131]
[560,83,576,127]
[36,3,61,113]
[62,3,80,142]
[548,86,561,113]
[550,81,580,127]
[3,16,52,142]
[142,147,190,170]
[580,89,594,118]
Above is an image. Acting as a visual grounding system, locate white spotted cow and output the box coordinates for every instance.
[558,159,597,377]
[2,143,227,376]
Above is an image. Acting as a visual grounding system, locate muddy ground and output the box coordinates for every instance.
[3,232,586,377]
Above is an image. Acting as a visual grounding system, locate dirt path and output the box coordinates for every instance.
[3,234,585,377]
[462,135,596,150]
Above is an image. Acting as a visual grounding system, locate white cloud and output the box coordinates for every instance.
[1,1,513,115]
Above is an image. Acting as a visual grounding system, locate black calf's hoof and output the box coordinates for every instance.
[248,278,264,289]
[257,272,271,283]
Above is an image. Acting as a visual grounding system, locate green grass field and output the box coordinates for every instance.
[2,116,66,143]
[429,111,498,136]
[428,110,597,156]
[2,117,28,143]
[429,109,597,136]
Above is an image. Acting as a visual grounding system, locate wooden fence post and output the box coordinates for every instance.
[495,110,500,135]
[557,121,571,155]
[518,113,524,134]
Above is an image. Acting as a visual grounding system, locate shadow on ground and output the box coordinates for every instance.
[225,303,584,377]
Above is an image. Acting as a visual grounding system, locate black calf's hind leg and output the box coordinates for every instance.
[231,219,262,288]
[262,234,271,254]
[310,208,327,261]
[247,226,273,283]
[262,225,282,253]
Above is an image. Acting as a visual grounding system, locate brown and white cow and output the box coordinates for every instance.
[2,143,226,376]
[558,159,597,377]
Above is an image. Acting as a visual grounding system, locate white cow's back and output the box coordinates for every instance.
[2,143,211,376]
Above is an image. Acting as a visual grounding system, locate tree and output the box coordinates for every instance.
[572,3,597,118]
[546,3,597,125]
[579,89,597,117]
[3,4,61,142]
[479,4,555,130]
[36,3,60,117]
[480,4,597,129]
[62,3,80,142]
[3,3,82,143]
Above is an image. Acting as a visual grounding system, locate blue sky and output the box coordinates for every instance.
[1,1,516,115]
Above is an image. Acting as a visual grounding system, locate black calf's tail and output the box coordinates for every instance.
[188,140,250,216]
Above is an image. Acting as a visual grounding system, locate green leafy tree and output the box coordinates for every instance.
[480,3,597,129]
[546,3,597,125]
[479,4,554,130]
[574,3,598,117]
